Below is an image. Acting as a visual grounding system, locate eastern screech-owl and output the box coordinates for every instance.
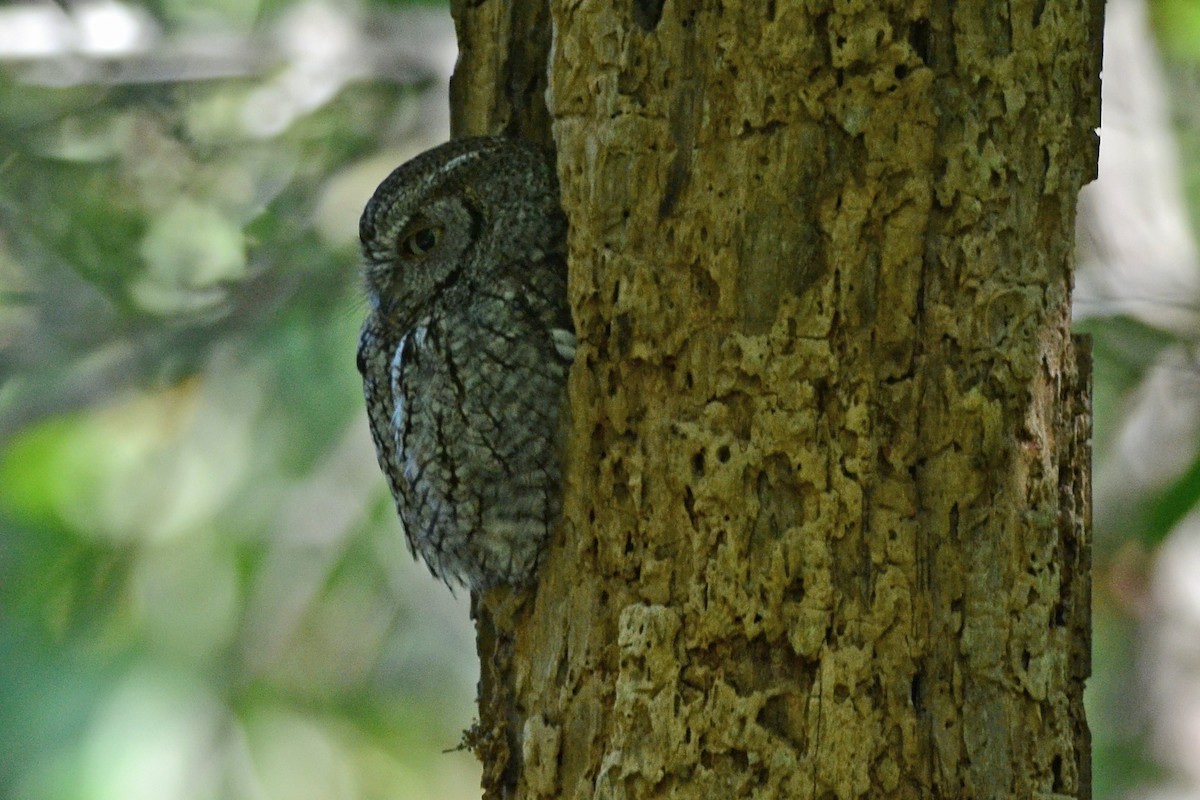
[357,136,574,591]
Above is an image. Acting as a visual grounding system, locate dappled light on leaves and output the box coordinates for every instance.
[0,2,481,800]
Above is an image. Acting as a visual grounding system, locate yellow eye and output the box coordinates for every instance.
[402,224,444,256]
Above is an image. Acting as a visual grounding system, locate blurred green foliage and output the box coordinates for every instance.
[4,2,1200,799]
[1152,0,1200,60]
[1083,2,1200,796]
[0,1,481,799]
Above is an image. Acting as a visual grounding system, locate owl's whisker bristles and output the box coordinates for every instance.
[339,290,372,323]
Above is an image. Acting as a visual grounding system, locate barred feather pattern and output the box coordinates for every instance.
[357,137,573,590]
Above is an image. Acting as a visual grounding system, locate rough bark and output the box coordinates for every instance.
[451,1,1099,798]
[449,0,554,145]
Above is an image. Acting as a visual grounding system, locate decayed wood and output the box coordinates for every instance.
[452,2,1100,797]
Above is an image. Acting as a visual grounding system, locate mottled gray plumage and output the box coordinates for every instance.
[357,136,573,590]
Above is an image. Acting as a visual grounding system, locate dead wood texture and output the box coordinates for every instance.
[450,1,1100,798]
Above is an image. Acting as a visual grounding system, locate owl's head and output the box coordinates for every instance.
[359,136,564,327]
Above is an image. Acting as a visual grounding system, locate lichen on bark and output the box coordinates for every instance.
[451,1,1099,798]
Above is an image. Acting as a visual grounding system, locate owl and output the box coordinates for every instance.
[357,136,574,591]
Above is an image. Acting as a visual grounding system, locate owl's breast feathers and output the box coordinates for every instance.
[379,291,569,587]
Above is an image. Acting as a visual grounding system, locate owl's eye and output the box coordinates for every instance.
[402,224,444,257]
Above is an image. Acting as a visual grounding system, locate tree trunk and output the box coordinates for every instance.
[451,2,1099,798]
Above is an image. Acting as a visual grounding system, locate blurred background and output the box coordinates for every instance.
[0,0,1198,798]
[0,1,481,798]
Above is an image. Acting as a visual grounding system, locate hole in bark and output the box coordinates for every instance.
[614,313,633,356]
[910,670,925,713]
[833,683,849,703]
[1051,754,1065,790]
[1033,0,1048,27]
[766,0,776,22]
[716,445,731,463]
[908,19,931,64]
[758,694,790,740]
[785,577,805,602]
[632,0,665,31]
[692,451,706,476]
